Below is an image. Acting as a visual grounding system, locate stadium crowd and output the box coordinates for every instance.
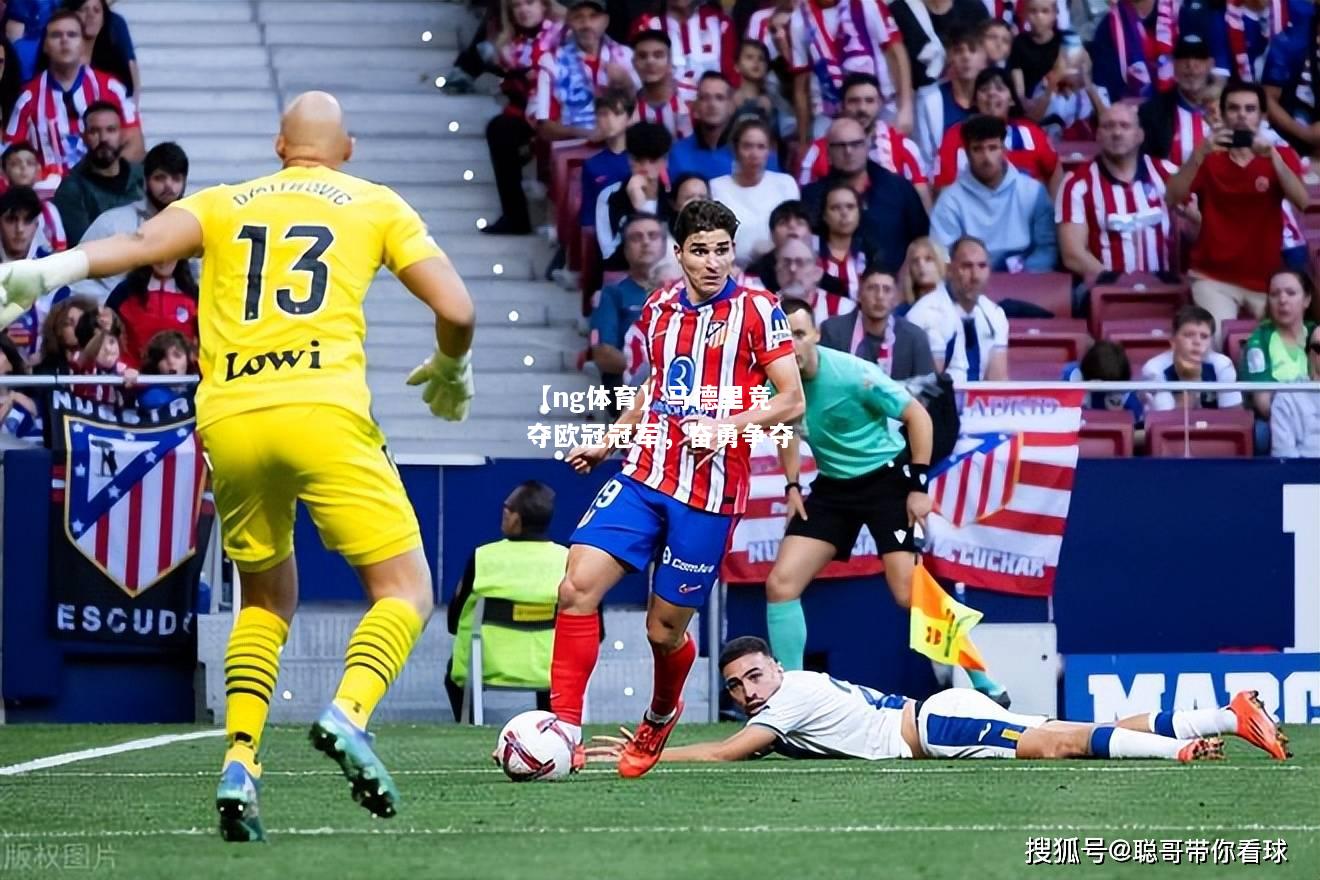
[0,1,200,444]
[448,0,1320,456]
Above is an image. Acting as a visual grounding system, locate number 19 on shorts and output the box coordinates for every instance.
[578,479,622,528]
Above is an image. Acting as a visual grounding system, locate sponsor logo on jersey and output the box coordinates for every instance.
[769,307,791,347]
[223,340,323,380]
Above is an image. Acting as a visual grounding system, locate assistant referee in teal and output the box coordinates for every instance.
[764,298,1010,703]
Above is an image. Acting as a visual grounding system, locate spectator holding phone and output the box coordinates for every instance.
[1165,80,1311,347]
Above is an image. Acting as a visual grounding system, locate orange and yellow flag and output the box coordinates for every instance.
[909,564,987,671]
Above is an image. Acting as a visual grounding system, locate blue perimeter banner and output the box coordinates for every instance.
[1065,653,1320,725]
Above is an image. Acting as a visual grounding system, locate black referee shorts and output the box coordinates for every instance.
[783,459,917,560]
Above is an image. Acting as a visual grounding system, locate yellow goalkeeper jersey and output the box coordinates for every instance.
[171,164,444,429]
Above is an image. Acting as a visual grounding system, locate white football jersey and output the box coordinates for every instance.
[746,671,913,760]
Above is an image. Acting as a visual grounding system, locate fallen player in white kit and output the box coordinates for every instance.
[587,637,1290,765]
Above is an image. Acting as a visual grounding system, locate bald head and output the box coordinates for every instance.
[826,117,868,174]
[276,91,353,168]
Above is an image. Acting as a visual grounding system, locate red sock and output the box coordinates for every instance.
[650,634,696,718]
[550,611,600,727]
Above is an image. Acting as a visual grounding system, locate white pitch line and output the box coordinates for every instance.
[0,729,225,777]
[1,824,1317,840]
[10,764,1306,779]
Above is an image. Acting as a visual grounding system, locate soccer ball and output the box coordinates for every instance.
[493,710,577,782]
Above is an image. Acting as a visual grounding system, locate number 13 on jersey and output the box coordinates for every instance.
[236,224,335,321]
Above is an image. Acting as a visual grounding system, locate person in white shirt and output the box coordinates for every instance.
[586,636,1289,764]
[1140,306,1243,412]
[904,236,1008,380]
[710,116,800,268]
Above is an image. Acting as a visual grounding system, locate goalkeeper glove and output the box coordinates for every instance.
[0,251,89,312]
[406,349,474,422]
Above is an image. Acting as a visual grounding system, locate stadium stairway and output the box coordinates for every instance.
[121,0,588,459]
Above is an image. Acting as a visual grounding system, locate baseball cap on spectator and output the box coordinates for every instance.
[568,0,607,11]
[1173,35,1212,60]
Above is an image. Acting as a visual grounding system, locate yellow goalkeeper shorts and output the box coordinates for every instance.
[200,404,422,571]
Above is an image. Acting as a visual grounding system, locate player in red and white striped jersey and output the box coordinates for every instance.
[4,12,141,188]
[551,199,804,779]
[796,73,930,209]
[631,29,697,139]
[630,0,737,89]
[1057,103,1178,277]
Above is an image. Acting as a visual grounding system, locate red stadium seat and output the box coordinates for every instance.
[562,162,585,271]
[1007,327,1093,362]
[984,271,1072,317]
[1078,408,1135,458]
[1088,274,1188,337]
[1007,352,1068,380]
[1145,409,1254,458]
[1221,318,1257,366]
[1010,318,1089,335]
[580,227,601,316]
[1057,141,1099,172]
[548,139,592,213]
[1102,318,1172,373]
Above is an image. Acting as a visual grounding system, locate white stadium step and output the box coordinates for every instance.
[136,45,270,69]
[181,159,486,185]
[277,68,452,93]
[270,47,449,73]
[141,66,273,90]
[138,91,278,114]
[119,2,254,24]
[263,23,462,50]
[131,22,263,46]
[149,113,280,137]
[257,1,475,25]
[367,322,579,351]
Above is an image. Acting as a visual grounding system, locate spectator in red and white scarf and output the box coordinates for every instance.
[817,182,872,299]
[798,73,931,210]
[4,10,140,189]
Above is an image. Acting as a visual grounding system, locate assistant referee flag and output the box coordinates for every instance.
[909,564,986,671]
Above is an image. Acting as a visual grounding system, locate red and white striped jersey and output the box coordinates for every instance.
[630,7,737,88]
[621,278,794,515]
[1055,155,1177,274]
[1168,103,1210,164]
[633,79,697,139]
[819,249,867,299]
[38,200,66,252]
[788,0,902,115]
[5,67,139,182]
[797,123,927,186]
[934,119,1057,188]
[497,19,563,72]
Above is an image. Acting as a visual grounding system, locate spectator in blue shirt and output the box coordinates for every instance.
[3,0,57,79]
[66,0,138,97]
[1261,3,1319,157]
[1064,340,1144,425]
[667,71,781,181]
[579,88,635,228]
[800,117,929,276]
[590,213,666,408]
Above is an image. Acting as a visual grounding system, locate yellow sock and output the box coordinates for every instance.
[332,597,424,730]
[223,606,289,775]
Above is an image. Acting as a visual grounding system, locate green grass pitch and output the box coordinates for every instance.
[0,723,1316,879]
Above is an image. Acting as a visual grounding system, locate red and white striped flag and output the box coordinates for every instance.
[924,390,1083,597]
[721,437,882,584]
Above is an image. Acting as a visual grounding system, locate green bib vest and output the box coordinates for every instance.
[450,539,567,688]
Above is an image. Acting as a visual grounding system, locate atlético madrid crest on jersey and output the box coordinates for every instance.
[62,417,207,597]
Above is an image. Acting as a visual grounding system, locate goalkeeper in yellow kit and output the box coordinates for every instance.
[0,92,476,842]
